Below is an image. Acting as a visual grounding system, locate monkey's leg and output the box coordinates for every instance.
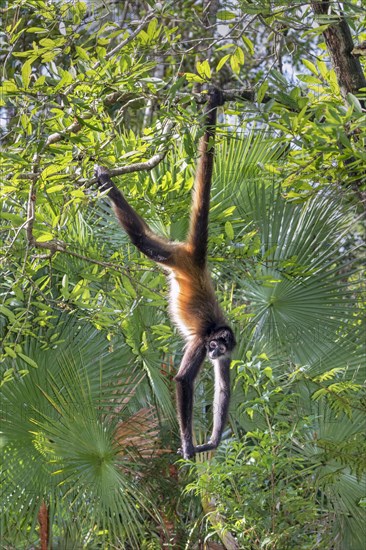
[186,90,223,267]
[95,166,175,265]
[174,340,206,459]
[186,115,216,267]
[195,356,231,455]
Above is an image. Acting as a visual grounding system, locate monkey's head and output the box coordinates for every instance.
[206,327,236,360]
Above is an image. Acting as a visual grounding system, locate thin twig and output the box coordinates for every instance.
[97,15,153,68]
[44,120,82,147]
[7,217,34,252]
[107,120,175,177]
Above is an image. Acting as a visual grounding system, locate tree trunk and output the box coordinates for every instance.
[38,500,49,550]
[311,1,366,103]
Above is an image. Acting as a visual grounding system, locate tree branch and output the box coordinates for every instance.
[105,120,175,177]
[13,87,270,183]
[95,14,154,68]
[44,120,82,147]
[202,495,240,550]
[38,501,49,550]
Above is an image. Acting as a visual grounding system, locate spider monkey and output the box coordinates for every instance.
[94,88,236,459]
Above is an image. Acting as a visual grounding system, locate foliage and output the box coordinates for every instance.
[0,0,365,548]
[186,354,365,549]
[0,316,175,547]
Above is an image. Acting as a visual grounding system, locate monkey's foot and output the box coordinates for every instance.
[194,441,218,454]
[177,442,195,460]
[178,440,219,459]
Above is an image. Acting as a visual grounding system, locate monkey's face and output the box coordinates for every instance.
[206,327,236,359]
[207,328,236,360]
[207,338,229,359]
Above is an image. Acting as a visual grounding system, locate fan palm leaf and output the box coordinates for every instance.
[210,131,364,548]
[212,135,362,363]
[1,315,168,547]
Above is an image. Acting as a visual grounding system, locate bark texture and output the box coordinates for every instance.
[38,501,49,550]
[311,1,366,101]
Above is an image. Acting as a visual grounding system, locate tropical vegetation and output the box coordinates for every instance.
[0,0,365,548]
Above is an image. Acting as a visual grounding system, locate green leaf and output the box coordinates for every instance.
[21,59,33,89]
[225,221,234,240]
[75,45,89,61]
[317,60,328,80]
[263,367,273,380]
[54,69,74,91]
[242,35,254,55]
[0,80,18,93]
[216,54,230,72]
[36,233,54,242]
[0,306,16,321]
[17,352,39,368]
[257,80,268,103]
[47,185,65,194]
[235,47,244,65]
[217,10,236,20]
[297,74,322,85]
[41,165,60,179]
[346,93,363,114]
[0,185,17,195]
[61,274,70,300]
[302,58,318,75]
[312,388,327,400]
[147,18,159,39]
[196,60,211,80]
[26,27,48,33]
[184,72,205,83]
[230,54,240,74]
[4,347,17,358]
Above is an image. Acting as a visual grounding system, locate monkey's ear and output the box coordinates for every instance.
[222,328,236,348]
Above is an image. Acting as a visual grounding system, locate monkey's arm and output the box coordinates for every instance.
[195,356,231,454]
[95,166,176,265]
[174,338,206,459]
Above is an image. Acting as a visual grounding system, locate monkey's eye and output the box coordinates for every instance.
[209,341,217,349]
[219,345,226,354]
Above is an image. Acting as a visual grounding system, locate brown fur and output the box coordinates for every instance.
[165,245,225,339]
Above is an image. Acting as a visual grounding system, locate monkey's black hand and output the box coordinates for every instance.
[94,165,112,189]
[94,165,119,199]
[94,164,109,179]
[178,440,218,459]
[208,86,225,107]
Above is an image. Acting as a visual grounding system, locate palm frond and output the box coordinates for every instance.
[233,180,360,363]
[1,316,167,546]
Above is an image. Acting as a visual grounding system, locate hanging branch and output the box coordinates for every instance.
[13,88,268,182]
